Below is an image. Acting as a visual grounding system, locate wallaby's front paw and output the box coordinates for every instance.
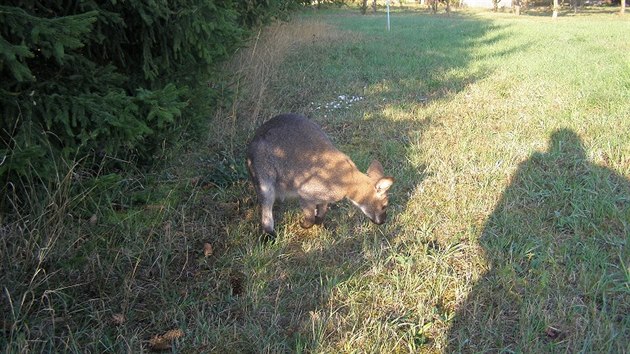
[300,218,315,229]
[314,216,325,225]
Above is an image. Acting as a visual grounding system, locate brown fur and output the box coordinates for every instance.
[247,113,394,235]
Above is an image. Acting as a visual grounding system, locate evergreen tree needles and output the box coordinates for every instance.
[0,1,294,214]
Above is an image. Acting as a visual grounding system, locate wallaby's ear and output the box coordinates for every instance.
[375,177,394,195]
[367,160,384,180]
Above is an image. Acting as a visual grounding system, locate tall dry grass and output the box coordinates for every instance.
[210,19,353,151]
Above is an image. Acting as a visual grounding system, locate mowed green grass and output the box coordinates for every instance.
[225,9,629,353]
[2,7,629,353]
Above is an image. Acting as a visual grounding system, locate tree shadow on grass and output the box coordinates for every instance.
[447,129,630,352]
[274,12,528,114]
[520,6,622,17]
[199,11,532,352]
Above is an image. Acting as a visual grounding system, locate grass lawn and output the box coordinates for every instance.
[2,6,629,353]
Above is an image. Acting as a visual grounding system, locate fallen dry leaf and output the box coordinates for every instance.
[545,326,564,341]
[203,243,213,257]
[111,313,125,326]
[148,329,184,352]
[148,335,171,351]
[89,214,98,225]
[162,329,184,341]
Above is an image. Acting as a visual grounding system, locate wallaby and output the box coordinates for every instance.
[246,113,394,235]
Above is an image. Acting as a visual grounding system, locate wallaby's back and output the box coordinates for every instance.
[249,113,333,147]
[247,113,355,199]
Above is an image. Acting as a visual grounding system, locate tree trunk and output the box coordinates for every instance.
[361,0,368,14]
[622,0,626,15]
[372,0,377,13]
[552,0,559,18]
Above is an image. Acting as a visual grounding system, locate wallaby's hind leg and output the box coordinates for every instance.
[247,156,277,236]
[258,183,276,235]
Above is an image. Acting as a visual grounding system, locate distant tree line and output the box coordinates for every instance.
[0,1,304,214]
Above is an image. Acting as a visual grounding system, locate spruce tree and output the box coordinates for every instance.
[1,1,296,213]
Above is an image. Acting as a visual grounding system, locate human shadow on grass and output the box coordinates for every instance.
[447,129,630,352]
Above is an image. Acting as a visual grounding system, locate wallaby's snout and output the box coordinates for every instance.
[246,113,394,236]
[350,159,393,226]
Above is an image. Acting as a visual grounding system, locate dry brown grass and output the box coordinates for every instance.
[211,18,357,150]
